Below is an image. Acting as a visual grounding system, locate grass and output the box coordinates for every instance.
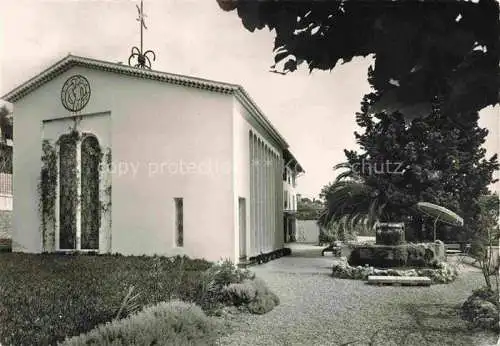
[0,253,212,345]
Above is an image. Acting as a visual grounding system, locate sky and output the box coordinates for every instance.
[0,0,498,198]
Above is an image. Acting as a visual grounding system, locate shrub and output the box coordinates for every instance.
[246,278,280,314]
[461,287,500,331]
[224,279,257,305]
[59,300,223,346]
[223,277,280,314]
[247,294,278,314]
[195,259,255,312]
[469,286,499,305]
[205,259,255,287]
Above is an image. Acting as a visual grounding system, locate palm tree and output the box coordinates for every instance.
[317,162,394,235]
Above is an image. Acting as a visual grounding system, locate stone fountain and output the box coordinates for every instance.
[347,222,445,268]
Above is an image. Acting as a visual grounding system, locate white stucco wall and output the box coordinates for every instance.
[233,101,284,258]
[296,220,319,244]
[13,66,236,262]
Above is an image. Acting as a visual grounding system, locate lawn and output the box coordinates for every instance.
[0,253,213,345]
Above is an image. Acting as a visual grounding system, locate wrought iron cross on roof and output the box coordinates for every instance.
[128,0,156,69]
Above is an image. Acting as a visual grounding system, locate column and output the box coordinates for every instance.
[265,146,270,252]
[257,139,262,253]
[249,132,255,255]
[261,142,266,252]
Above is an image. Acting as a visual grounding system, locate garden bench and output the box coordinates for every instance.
[367,275,431,286]
[445,243,462,255]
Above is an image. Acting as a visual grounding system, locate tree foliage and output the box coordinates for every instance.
[0,105,12,174]
[319,89,498,241]
[355,94,497,237]
[296,197,323,220]
[217,0,500,120]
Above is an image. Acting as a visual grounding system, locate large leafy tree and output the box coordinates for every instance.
[296,197,323,220]
[321,91,498,241]
[217,0,499,121]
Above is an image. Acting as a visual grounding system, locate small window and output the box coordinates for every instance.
[174,198,183,247]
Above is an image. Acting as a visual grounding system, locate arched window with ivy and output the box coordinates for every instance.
[81,135,101,250]
[59,134,77,249]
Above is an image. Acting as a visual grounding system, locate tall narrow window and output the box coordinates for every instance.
[59,134,78,249]
[174,198,184,247]
[81,136,101,249]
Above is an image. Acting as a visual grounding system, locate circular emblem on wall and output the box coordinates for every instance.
[61,75,91,112]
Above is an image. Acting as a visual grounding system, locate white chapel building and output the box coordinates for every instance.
[1,55,304,263]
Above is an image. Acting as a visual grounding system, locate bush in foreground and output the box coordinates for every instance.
[59,300,223,346]
[461,287,499,331]
[224,277,280,314]
[196,259,256,312]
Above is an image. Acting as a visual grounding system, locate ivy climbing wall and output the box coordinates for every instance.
[58,132,78,249]
[40,113,112,253]
[81,135,101,250]
[39,140,57,252]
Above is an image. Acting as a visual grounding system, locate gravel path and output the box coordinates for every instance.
[217,244,498,346]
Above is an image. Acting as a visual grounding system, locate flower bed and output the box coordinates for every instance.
[332,257,458,284]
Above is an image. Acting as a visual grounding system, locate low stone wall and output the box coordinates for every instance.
[332,257,458,284]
